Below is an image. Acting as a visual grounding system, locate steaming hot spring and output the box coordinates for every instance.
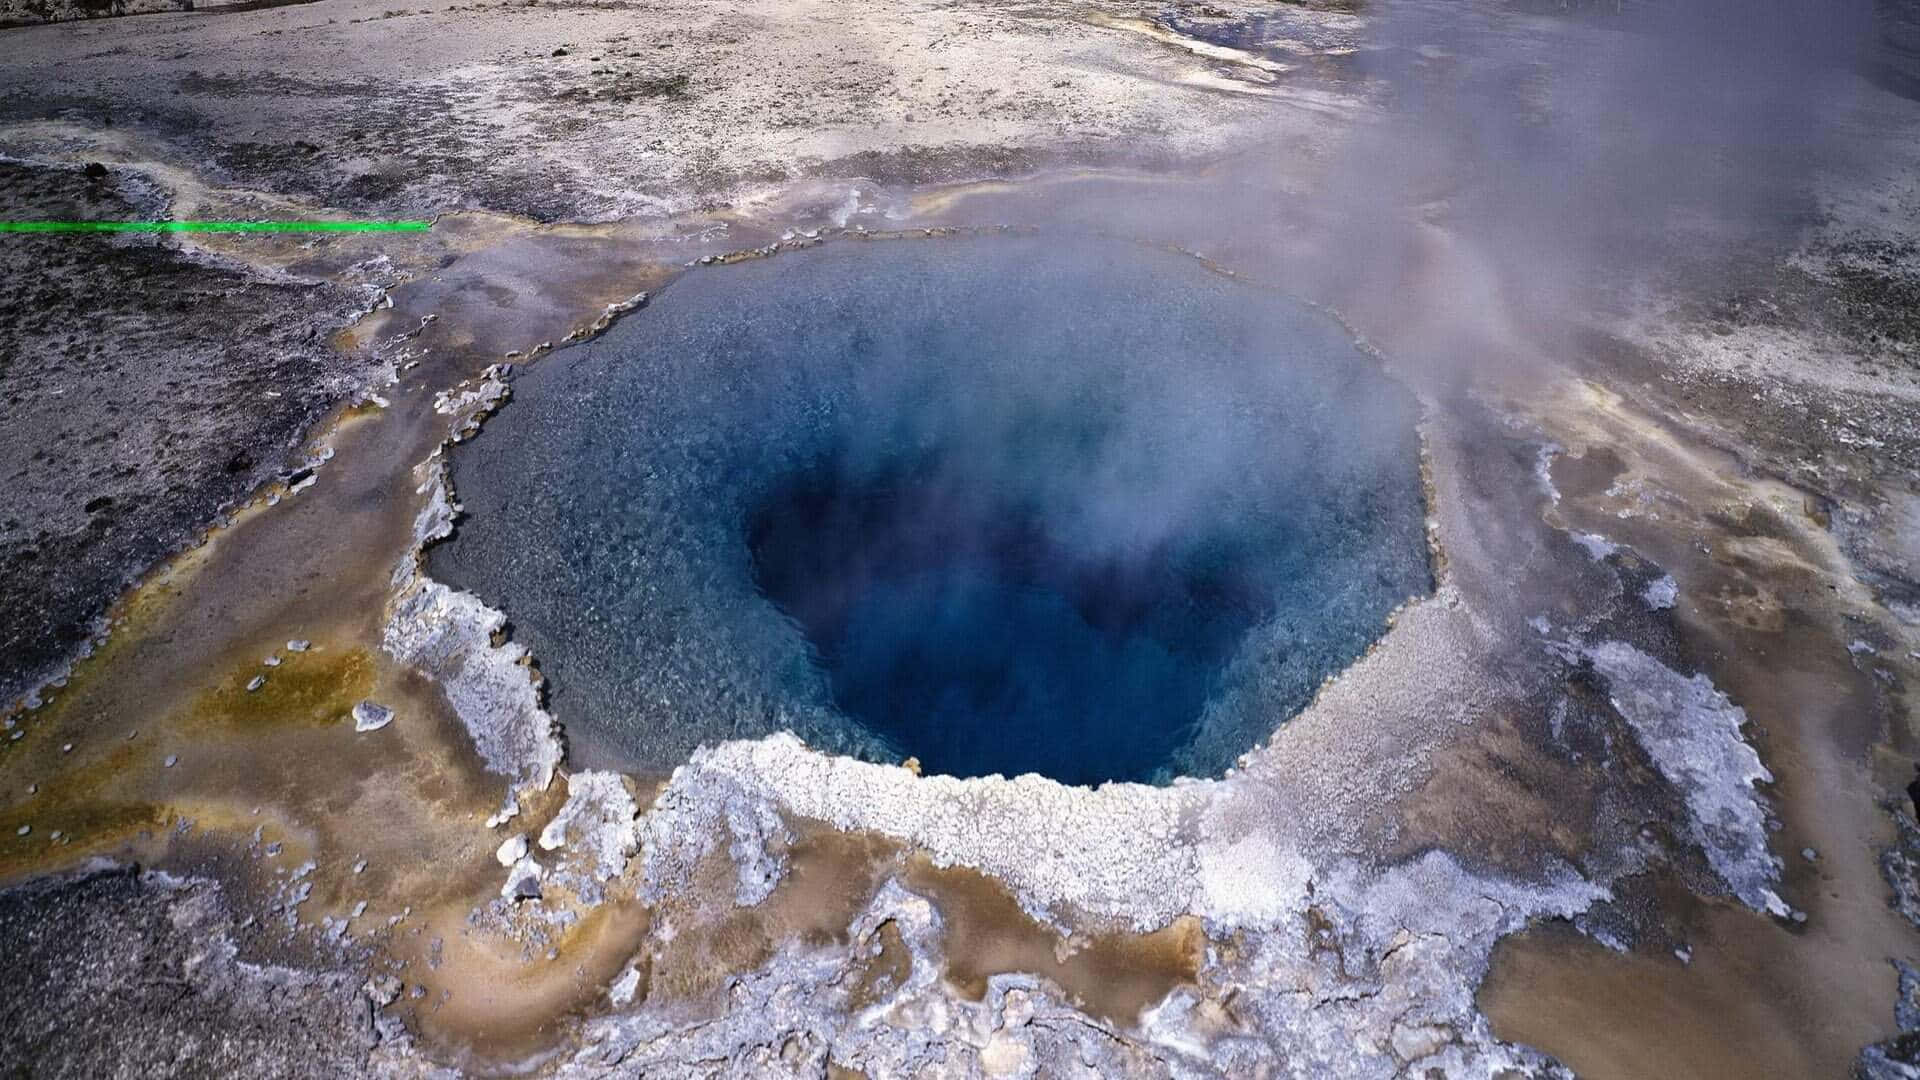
[431,234,1432,785]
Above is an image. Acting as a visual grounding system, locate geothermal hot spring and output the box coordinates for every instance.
[431,235,1432,785]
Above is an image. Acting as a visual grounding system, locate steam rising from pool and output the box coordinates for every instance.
[431,235,1430,784]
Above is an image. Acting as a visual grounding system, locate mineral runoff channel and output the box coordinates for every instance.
[0,220,432,233]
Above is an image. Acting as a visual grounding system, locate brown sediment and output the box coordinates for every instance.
[1389,702,1603,874]
[845,918,914,1013]
[1480,911,1826,1080]
[903,855,1206,1027]
[643,825,901,1006]
[1547,444,1627,503]
[400,890,655,1068]
[745,824,1206,1029]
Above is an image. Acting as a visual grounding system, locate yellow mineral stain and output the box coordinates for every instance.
[183,648,376,732]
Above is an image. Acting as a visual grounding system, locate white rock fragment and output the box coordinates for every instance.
[164,755,178,768]
[383,455,560,817]
[287,640,311,652]
[353,859,368,874]
[501,856,544,902]
[608,965,642,1007]
[538,772,640,882]
[496,833,529,867]
[60,742,72,754]
[1572,531,1619,560]
[351,900,368,918]
[264,655,282,667]
[352,702,395,732]
[15,825,28,836]
[365,975,403,1007]
[1588,640,1787,915]
[246,675,267,692]
[1642,575,1678,610]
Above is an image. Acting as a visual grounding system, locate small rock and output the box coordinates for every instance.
[354,859,369,874]
[1388,1022,1452,1064]
[246,675,267,692]
[60,742,72,754]
[495,833,529,867]
[351,900,368,918]
[1802,847,1818,861]
[264,655,281,667]
[551,46,568,56]
[1000,987,1034,1027]
[364,974,403,1006]
[287,640,311,652]
[15,825,28,836]
[609,965,642,1006]
[502,856,544,902]
[82,161,107,181]
[352,702,394,732]
[164,755,178,768]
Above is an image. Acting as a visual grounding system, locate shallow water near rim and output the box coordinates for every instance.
[431,233,1430,784]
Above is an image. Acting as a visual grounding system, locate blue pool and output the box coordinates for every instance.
[430,234,1430,785]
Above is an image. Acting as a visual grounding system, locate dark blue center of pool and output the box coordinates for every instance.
[430,235,1431,785]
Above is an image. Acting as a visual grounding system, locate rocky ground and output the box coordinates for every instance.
[0,161,385,705]
[0,863,412,1079]
[1,1,1918,1078]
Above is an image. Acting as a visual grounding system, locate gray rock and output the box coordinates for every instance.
[501,856,545,903]
[351,702,394,733]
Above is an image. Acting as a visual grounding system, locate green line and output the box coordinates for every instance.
[0,220,432,233]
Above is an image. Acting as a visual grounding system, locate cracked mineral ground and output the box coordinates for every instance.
[3,1,1920,1078]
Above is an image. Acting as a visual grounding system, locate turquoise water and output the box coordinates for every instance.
[430,234,1430,784]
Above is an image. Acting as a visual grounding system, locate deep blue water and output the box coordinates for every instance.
[430,234,1431,785]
